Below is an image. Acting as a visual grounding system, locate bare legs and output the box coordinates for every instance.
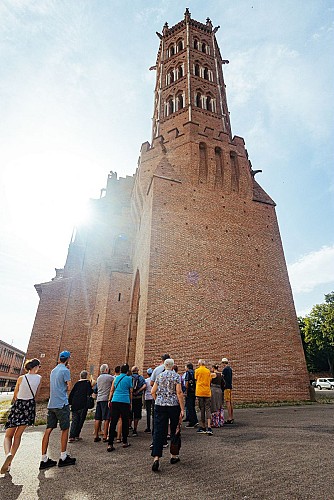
[42,427,69,455]
[1,425,27,472]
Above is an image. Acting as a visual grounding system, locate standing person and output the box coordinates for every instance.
[68,370,93,442]
[107,363,133,451]
[221,357,234,424]
[195,359,214,435]
[150,353,170,449]
[144,368,153,433]
[93,364,113,443]
[184,362,198,428]
[1,358,41,474]
[130,366,146,436]
[210,364,224,428]
[151,358,185,472]
[40,351,76,470]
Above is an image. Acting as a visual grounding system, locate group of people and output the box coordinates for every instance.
[1,350,233,474]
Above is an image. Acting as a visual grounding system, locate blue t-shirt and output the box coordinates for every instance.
[112,374,133,404]
[48,363,71,409]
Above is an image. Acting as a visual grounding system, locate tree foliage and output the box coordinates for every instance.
[299,292,334,376]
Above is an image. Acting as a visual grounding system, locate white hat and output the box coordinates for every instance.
[221,357,228,363]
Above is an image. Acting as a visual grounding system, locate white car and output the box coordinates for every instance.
[315,378,334,390]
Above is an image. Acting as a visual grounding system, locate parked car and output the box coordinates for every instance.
[315,378,334,390]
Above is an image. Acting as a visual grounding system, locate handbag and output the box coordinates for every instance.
[87,395,95,409]
[170,422,182,455]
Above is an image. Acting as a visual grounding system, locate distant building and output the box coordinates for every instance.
[0,340,25,391]
[26,10,309,402]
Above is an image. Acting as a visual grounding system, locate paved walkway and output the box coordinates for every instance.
[0,404,333,500]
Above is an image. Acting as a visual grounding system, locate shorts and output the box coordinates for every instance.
[131,398,143,420]
[95,401,110,421]
[224,389,232,402]
[47,405,70,430]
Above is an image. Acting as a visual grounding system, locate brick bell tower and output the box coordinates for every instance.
[128,9,310,401]
[26,10,310,402]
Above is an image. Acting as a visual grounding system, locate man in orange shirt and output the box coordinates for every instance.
[195,359,214,435]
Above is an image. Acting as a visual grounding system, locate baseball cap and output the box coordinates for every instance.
[147,368,153,375]
[59,350,71,360]
[221,357,228,363]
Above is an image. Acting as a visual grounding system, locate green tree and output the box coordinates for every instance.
[301,292,334,376]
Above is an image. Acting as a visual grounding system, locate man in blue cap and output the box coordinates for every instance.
[39,351,76,469]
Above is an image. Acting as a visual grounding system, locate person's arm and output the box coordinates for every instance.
[66,380,72,392]
[35,377,42,400]
[176,383,185,418]
[12,376,22,402]
[211,372,217,379]
[108,379,115,401]
[151,381,158,400]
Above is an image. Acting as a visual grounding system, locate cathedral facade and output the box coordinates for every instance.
[26,10,310,401]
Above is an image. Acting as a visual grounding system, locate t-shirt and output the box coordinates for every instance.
[17,373,41,400]
[150,364,165,383]
[96,373,114,402]
[48,363,71,409]
[222,365,233,390]
[144,377,153,400]
[184,369,195,394]
[195,365,211,398]
[112,374,133,404]
[155,370,181,406]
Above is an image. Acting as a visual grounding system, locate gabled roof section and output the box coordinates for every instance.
[252,179,276,206]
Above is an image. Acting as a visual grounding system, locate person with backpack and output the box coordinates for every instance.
[184,362,198,428]
[130,366,146,436]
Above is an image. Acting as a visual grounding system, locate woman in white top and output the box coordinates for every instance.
[1,358,41,474]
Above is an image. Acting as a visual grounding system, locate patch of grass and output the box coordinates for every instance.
[234,400,321,409]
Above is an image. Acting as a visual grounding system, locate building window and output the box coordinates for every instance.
[177,39,184,52]
[203,67,209,80]
[194,63,200,77]
[176,93,184,110]
[169,44,175,56]
[202,42,207,53]
[177,65,183,79]
[194,38,199,50]
[195,92,202,108]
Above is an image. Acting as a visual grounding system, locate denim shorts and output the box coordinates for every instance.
[47,404,70,430]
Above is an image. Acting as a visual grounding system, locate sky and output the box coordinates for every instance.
[0,0,333,352]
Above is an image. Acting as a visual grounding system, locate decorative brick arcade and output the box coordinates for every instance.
[26,10,309,402]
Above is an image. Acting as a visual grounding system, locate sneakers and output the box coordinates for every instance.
[206,428,213,435]
[39,458,57,470]
[58,455,76,467]
[1,453,13,474]
[132,430,138,437]
[197,427,206,434]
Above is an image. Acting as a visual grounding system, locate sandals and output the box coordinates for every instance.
[122,443,131,448]
[68,438,75,443]
[1,453,12,474]
[107,445,115,452]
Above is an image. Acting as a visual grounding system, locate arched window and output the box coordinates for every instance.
[177,65,183,79]
[202,42,207,53]
[199,142,208,183]
[177,39,184,52]
[206,95,212,110]
[194,64,200,77]
[176,93,184,110]
[194,38,199,50]
[195,92,202,108]
[169,44,175,56]
[168,98,174,115]
[204,67,209,80]
[170,70,174,83]
[230,151,240,192]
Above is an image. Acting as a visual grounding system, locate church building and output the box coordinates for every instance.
[26,10,310,402]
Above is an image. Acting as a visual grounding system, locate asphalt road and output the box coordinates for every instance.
[0,404,333,500]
